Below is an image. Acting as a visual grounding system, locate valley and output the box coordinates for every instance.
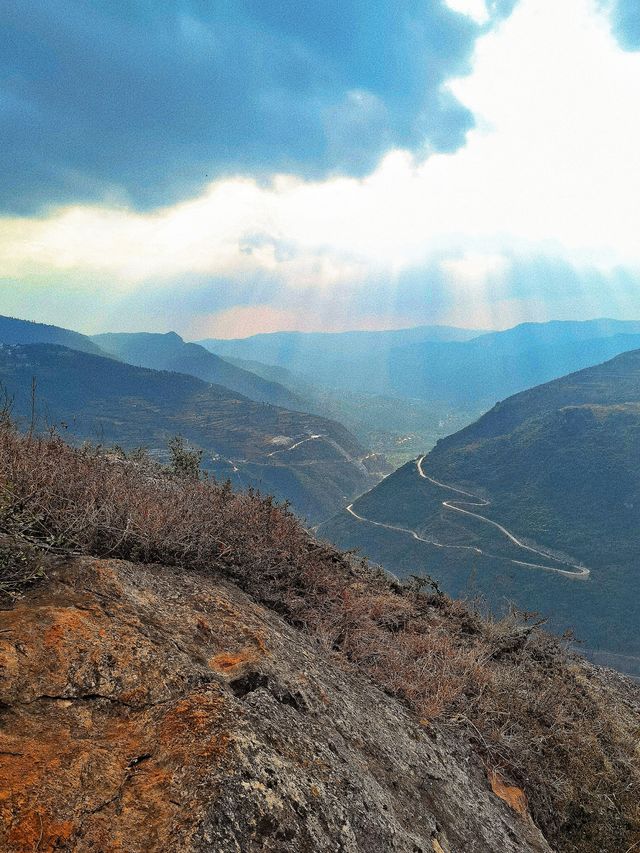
[0,338,384,523]
[2,313,639,673]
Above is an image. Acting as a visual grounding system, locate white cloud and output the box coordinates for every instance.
[2,0,640,332]
[444,0,490,25]
[441,253,510,287]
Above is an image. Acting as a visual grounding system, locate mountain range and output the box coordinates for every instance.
[202,319,640,408]
[3,312,640,669]
[198,324,484,398]
[92,331,305,410]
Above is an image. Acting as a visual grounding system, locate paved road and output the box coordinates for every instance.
[416,456,590,579]
[345,502,485,554]
[344,458,590,580]
[267,433,326,458]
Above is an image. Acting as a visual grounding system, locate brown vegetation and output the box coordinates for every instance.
[1,424,638,852]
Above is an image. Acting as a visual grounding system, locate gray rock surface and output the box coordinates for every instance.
[0,557,551,852]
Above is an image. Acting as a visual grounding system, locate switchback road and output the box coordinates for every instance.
[344,458,590,580]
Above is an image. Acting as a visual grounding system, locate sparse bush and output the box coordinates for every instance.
[0,536,45,598]
[0,421,638,852]
[168,435,203,480]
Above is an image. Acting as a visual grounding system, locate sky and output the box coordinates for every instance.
[1,0,640,338]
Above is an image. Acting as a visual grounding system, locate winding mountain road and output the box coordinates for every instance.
[345,503,485,554]
[267,433,326,457]
[346,457,590,580]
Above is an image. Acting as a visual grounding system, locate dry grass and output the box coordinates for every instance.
[1,424,638,852]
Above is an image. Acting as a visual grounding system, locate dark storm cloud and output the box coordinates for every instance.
[0,0,483,213]
[606,0,640,49]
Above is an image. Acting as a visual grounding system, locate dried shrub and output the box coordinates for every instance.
[0,423,638,852]
[0,536,45,598]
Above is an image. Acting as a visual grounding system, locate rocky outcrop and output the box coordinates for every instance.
[0,557,552,852]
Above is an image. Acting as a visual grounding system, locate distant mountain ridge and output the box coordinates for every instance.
[199,323,484,357]
[433,346,640,448]
[198,324,485,394]
[200,319,640,408]
[0,315,107,357]
[385,321,640,405]
[92,330,305,410]
[0,316,308,412]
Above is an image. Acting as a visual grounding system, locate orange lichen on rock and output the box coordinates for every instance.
[42,605,94,649]
[209,625,268,674]
[159,692,231,756]
[0,690,233,853]
[0,559,243,852]
[209,646,257,673]
[4,809,73,853]
[489,770,530,818]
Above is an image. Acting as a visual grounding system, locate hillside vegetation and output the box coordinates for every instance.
[425,348,640,579]
[1,423,639,852]
[0,343,381,522]
[322,349,640,670]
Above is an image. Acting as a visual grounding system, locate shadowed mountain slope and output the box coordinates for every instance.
[0,314,107,356]
[92,331,305,409]
[0,343,380,522]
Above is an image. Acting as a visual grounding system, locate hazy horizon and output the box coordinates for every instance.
[10,311,640,343]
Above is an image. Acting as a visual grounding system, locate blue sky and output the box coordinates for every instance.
[1,0,640,336]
